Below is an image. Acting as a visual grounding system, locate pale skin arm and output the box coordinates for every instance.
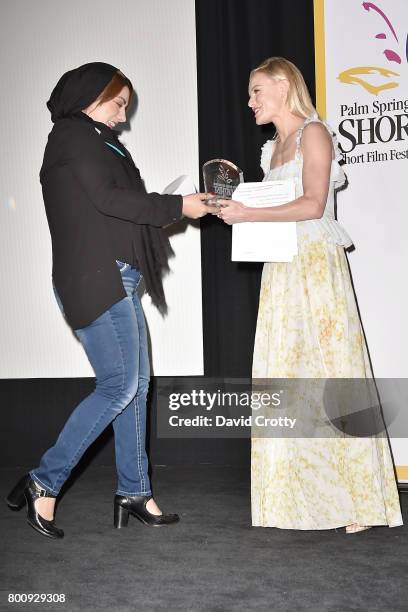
[216,123,333,224]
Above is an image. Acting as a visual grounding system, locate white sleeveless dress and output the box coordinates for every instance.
[251,116,403,529]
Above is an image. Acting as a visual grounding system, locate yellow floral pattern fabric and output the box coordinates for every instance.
[251,235,403,529]
[252,121,402,529]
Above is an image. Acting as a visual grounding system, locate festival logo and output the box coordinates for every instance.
[216,164,233,186]
[338,2,407,95]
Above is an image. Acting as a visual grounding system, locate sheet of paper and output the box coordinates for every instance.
[231,179,298,262]
[162,175,196,196]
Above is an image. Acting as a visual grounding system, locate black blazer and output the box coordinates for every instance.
[40,115,183,329]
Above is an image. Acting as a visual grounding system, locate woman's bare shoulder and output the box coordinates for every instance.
[301,121,332,144]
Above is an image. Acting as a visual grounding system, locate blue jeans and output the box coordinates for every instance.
[30,261,151,497]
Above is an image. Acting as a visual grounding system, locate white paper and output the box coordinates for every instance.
[162,175,196,196]
[231,179,298,262]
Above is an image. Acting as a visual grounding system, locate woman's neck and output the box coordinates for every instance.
[273,111,306,143]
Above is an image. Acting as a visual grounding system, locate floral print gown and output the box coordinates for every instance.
[251,116,403,529]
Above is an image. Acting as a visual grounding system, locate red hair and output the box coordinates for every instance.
[96,70,133,106]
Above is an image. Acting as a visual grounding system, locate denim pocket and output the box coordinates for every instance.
[116,260,129,272]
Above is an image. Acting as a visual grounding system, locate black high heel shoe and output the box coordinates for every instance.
[6,474,64,539]
[114,494,179,528]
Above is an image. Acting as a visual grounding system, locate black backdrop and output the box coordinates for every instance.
[197,0,316,378]
[0,0,315,468]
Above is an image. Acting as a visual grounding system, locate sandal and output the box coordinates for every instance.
[345,523,372,534]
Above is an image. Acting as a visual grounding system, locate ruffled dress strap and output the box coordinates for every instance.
[295,113,347,189]
[260,138,278,176]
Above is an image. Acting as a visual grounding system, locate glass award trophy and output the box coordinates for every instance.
[202,159,244,208]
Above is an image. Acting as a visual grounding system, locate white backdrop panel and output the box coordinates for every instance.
[324,0,407,377]
[322,0,408,472]
[0,0,203,378]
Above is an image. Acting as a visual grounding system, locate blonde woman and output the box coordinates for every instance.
[216,57,402,532]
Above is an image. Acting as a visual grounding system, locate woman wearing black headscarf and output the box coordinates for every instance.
[6,62,209,539]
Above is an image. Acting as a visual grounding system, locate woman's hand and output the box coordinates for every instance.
[182,193,210,219]
[214,199,249,224]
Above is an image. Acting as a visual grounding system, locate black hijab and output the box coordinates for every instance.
[46,62,131,161]
[44,62,176,315]
[47,62,119,122]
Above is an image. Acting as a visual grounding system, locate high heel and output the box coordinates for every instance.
[114,495,179,528]
[114,503,130,528]
[6,474,64,539]
[6,474,29,510]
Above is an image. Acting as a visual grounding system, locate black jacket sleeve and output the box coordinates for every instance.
[67,153,183,227]
[44,120,183,227]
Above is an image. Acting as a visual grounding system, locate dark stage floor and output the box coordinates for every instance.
[1,465,407,612]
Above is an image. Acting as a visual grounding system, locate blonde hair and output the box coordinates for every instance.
[250,57,316,119]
